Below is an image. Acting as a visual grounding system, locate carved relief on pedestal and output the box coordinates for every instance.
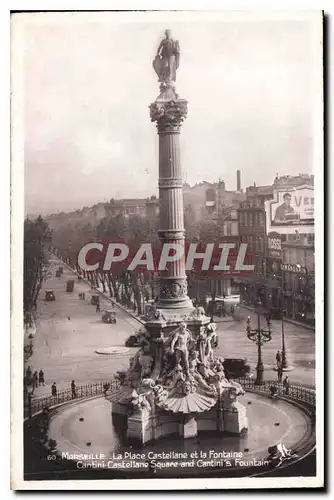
[144,304,167,322]
[160,279,188,299]
[149,99,188,133]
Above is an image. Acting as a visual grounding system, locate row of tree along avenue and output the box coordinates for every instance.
[51,212,237,314]
[24,216,52,324]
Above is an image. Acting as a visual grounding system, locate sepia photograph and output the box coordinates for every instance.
[10,9,324,490]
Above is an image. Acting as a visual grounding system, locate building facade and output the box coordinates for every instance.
[281,235,315,325]
[237,185,273,306]
[183,180,245,222]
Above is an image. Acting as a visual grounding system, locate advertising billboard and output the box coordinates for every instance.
[265,185,314,235]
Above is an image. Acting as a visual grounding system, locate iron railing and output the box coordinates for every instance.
[234,377,316,406]
[25,376,315,419]
[25,379,121,419]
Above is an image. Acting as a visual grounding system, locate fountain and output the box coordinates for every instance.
[109,30,248,445]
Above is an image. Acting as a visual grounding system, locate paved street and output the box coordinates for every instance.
[27,259,315,399]
[214,308,315,387]
[28,259,140,398]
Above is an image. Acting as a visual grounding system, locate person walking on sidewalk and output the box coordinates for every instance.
[71,380,76,399]
[276,350,281,368]
[26,365,32,381]
[103,382,110,397]
[33,371,38,389]
[38,369,45,386]
[51,382,57,397]
[283,376,290,395]
[277,364,283,383]
[96,300,100,313]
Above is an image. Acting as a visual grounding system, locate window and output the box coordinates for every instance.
[206,188,216,202]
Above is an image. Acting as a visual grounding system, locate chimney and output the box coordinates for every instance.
[237,170,241,191]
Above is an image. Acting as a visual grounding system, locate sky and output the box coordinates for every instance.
[19,11,319,215]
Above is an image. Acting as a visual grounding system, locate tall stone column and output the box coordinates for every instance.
[150,85,193,310]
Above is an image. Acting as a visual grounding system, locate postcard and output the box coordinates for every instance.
[11,10,324,490]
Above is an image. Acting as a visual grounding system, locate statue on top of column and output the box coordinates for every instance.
[153,29,180,82]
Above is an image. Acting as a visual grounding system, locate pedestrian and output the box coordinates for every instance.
[277,364,283,383]
[276,350,281,367]
[33,371,38,389]
[38,369,45,386]
[82,292,85,300]
[26,365,32,380]
[71,380,76,398]
[51,382,57,397]
[283,375,290,395]
[103,382,110,397]
[96,302,100,313]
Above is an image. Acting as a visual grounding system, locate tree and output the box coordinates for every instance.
[24,216,52,314]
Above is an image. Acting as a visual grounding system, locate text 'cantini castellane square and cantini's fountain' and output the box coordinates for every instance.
[108,30,248,445]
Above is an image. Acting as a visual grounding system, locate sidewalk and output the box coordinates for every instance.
[239,304,315,332]
[24,319,37,341]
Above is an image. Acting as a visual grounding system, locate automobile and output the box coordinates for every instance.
[66,280,75,293]
[45,290,55,301]
[223,358,251,379]
[102,310,116,324]
[125,334,142,347]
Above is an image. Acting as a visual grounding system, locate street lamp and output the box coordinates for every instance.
[279,279,292,372]
[26,384,34,419]
[246,298,272,385]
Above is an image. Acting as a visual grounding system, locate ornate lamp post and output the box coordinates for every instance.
[280,313,288,369]
[246,298,272,385]
[279,274,292,371]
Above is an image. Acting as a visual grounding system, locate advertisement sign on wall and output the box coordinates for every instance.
[267,232,282,259]
[265,185,314,235]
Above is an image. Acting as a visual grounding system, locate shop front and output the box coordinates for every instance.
[281,264,315,326]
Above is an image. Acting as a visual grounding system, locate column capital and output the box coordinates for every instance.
[150,98,188,133]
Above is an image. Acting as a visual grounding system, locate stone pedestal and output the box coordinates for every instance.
[223,402,248,435]
[179,415,198,439]
[124,401,248,445]
[127,410,153,446]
